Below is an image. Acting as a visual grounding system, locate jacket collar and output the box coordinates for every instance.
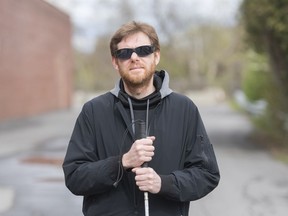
[110,70,173,100]
[117,75,161,110]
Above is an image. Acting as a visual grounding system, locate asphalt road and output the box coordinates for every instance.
[0,91,288,216]
[190,102,288,216]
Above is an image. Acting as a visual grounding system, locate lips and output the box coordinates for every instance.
[130,66,143,71]
[130,67,141,70]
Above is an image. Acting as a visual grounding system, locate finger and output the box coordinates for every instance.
[138,137,155,145]
[147,136,156,141]
[132,167,140,173]
[133,167,152,174]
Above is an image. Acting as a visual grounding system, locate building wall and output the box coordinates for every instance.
[0,0,73,121]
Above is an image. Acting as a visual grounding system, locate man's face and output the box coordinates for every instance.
[112,32,160,88]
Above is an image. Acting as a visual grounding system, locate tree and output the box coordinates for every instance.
[241,0,288,147]
[241,0,288,91]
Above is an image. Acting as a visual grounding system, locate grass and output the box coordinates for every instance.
[229,98,288,165]
[249,130,288,164]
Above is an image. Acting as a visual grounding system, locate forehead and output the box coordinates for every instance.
[117,32,151,49]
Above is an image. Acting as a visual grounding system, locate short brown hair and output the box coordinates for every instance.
[110,21,160,57]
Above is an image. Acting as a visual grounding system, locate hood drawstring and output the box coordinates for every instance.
[128,97,136,134]
[145,99,149,135]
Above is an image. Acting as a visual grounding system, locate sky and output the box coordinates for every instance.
[45,0,243,53]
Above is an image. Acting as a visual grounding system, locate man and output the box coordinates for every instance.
[63,21,220,216]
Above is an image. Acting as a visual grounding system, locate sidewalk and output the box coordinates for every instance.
[0,104,81,214]
[0,91,103,214]
[0,108,79,158]
[0,90,104,158]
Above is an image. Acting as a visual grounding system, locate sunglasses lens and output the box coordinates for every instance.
[115,45,154,60]
[135,46,154,57]
[115,49,133,60]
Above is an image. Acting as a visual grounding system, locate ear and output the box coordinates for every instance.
[112,57,119,70]
[154,51,160,65]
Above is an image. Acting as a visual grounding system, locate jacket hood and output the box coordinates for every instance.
[110,70,173,99]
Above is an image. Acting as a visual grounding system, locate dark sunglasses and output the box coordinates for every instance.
[114,45,155,60]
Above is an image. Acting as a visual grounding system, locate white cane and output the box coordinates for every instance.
[144,191,149,216]
[135,121,150,216]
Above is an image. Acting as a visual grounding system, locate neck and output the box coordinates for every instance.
[123,81,155,99]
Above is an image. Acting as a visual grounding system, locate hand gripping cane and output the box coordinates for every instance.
[135,121,149,216]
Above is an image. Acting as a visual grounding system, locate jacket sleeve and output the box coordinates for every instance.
[62,102,121,196]
[158,106,220,202]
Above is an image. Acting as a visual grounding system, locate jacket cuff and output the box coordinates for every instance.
[109,156,122,180]
[111,155,124,187]
[158,174,176,196]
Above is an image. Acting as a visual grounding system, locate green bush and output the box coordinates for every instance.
[242,69,269,102]
[242,51,269,102]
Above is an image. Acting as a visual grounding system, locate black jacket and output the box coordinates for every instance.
[63,71,220,216]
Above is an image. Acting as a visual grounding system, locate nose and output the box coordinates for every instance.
[130,51,139,60]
